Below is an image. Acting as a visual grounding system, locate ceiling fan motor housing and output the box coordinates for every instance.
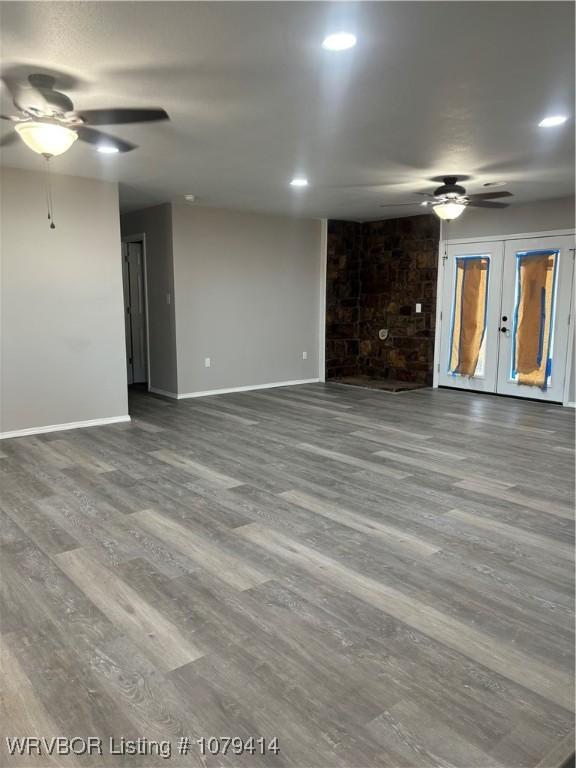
[14,86,74,118]
[434,176,467,197]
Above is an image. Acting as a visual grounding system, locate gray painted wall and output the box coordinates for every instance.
[569,342,575,404]
[171,204,323,394]
[1,167,128,433]
[121,204,178,394]
[446,196,575,239]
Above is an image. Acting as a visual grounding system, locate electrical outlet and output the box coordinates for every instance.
[302,351,308,360]
[416,303,422,313]
[204,357,211,368]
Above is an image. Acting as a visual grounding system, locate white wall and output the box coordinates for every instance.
[446,196,575,239]
[121,204,178,394]
[1,167,128,435]
[171,205,324,395]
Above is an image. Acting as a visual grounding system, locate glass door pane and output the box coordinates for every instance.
[448,256,490,378]
[438,242,504,393]
[497,236,575,402]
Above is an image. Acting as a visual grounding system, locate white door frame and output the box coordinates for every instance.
[121,233,151,391]
[564,279,576,407]
[433,228,576,406]
[318,218,327,382]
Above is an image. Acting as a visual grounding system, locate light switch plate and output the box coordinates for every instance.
[302,351,308,360]
[204,357,211,368]
[416,303,422,313]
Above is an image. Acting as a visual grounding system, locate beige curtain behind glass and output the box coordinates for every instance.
[514,252,556,388]
[449,258,489,377]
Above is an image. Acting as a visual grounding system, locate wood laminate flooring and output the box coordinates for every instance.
[1,384,574,768]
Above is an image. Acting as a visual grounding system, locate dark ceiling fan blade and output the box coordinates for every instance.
[78,108,169,125]
[77,126,137,153]
[466,191,513,201]
[379,202,427,208]
[416,192,437,198]
[0,132,18,146]
[467,200,510,209]
[1,114,19,121]
[28,73,56,90]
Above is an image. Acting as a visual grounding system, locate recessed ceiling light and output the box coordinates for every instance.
[482,180,507,187]
[322,32,357,51]
[538,115,568,128]
[290,177,309,187]
[97,145,119,154]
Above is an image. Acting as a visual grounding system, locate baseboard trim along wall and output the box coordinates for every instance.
[148,387,179,399]
[0,414,131,440]
[150,378,322,400]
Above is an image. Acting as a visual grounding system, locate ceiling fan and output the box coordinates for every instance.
[380,176,513,220]
[1,73,169,156]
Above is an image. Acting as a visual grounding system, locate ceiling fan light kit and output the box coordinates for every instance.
[14,120,78,156]
[432,201,466,221]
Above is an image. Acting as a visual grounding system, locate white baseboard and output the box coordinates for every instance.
[0,415,131,440]
[149,386,179,399]
[176,378,322,400]
[565,401,576,408]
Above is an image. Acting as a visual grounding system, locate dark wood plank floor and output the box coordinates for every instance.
[1,384,574,767]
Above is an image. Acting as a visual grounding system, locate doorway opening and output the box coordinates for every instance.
[121,235,149,392]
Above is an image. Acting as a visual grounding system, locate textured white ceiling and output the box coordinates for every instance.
[1,1,574,220]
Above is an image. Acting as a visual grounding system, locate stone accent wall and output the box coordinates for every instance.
[326,215,440,385]
[325,221,362,379]
[359,215,440,385]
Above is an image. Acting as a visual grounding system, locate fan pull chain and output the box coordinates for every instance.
[44,158,51,223]
[44,154,56,229]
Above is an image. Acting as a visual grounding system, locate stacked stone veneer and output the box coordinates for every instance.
[325,220,363,379]
[326,215,440,385]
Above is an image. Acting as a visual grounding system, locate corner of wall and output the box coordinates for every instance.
[325,215,440,385]
[319,219,328,382]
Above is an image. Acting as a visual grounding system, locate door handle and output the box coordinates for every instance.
[499,326,508,333]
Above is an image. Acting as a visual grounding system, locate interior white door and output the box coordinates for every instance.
[123,241,148,384]
[438,241,504,392]
[496,235,575,402]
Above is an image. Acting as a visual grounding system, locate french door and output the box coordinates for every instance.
[438,234,575,402]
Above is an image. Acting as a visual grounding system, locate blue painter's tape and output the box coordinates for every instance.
[447,255,490,377]
[510,254,522,379]
[543,251,559,390]
[456,260,468,373]
[511,249,559,389]
[536,286,546,367]
[478,257,490,366]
